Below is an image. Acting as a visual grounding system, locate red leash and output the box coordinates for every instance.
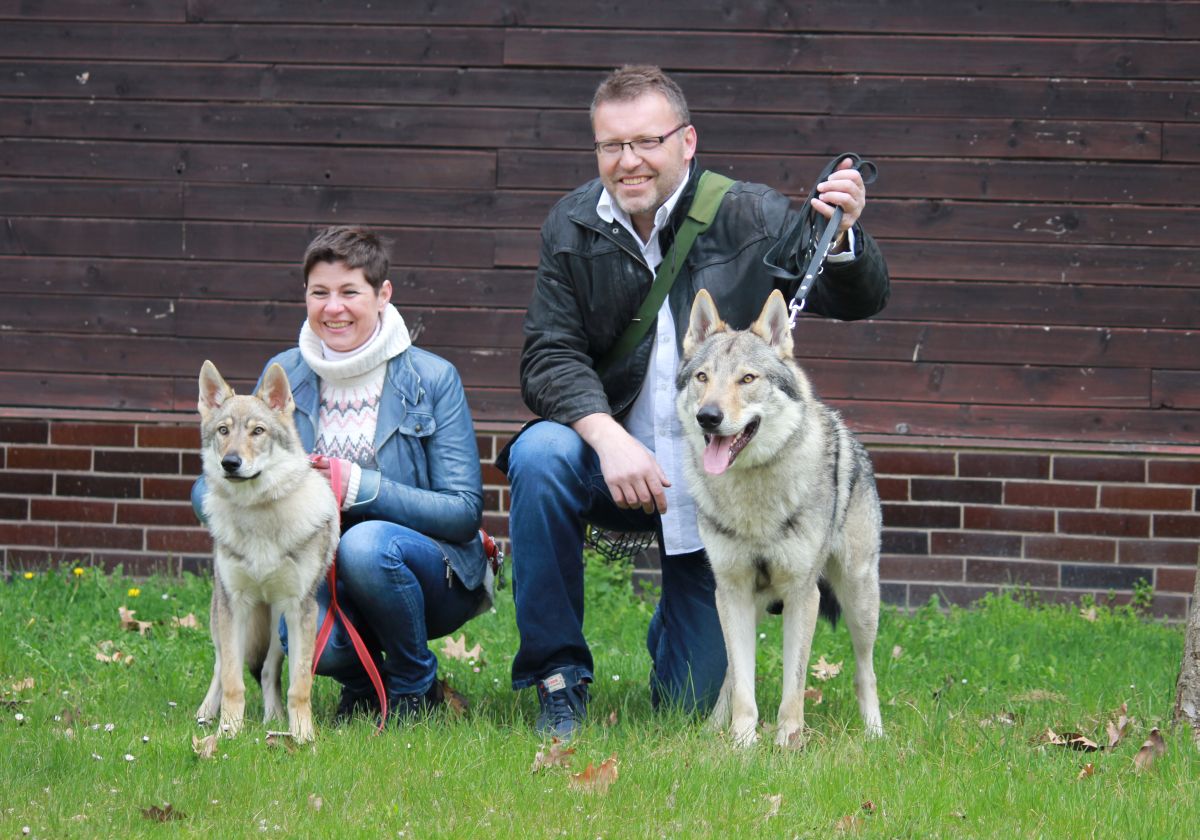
[312,457,389,732]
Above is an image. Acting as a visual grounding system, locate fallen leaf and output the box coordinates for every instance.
[118,605,153,635]
[1037,728,1099,751]
[603,709,618,727]
[762,793,782,820]
[531,737,576,773]
[171,613,201,629]
[1078,762,1095,779]
[440,633,483,663]
[891,645,903,660]
[11,677,34,692]
[191,734,218,759]
[979,711,1017,727]
[439,678,469,716]
[1080,606,1098,622]
[1067,734,1100,752]
[95,640,134,665]
[1012,689,1067,704]
[834,813,862,833]
[266,731,296,753]
[803,687,823,704]
[861,800,876,814]
[811,656,843,681]
[1133,728,1166,772]
[569,754,618,794]
[141,804,185,822]
[307,794,323,812]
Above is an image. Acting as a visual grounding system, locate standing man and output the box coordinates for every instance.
[501,65,889,739]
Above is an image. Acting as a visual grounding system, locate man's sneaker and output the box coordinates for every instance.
[387,679,445,726]
[334,686,381,725]
[535,670,589,741]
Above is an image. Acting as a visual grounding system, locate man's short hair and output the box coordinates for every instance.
[302,225,390,290]
[590,65,691,126]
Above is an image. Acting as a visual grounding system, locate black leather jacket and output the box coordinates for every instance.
[519,161,890,425]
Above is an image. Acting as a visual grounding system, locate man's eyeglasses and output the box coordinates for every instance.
[594,124,688,157]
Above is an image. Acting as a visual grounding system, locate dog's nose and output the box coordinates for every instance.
[696,405,724,432]
[221,454,242,474]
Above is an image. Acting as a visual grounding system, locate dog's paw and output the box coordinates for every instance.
[290,710,315,743]
[730,718,760,748]
[775,723,805,749]
[218,713,244,738]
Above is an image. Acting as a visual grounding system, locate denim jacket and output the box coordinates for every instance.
[193,346,488,592]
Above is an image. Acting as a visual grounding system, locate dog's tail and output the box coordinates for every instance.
[817,577,841,628]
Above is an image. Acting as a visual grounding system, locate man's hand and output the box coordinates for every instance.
[811,156,867,245]
[572,413,670,514]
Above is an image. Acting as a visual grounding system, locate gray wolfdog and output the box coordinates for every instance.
[677,289,883,747]
[195,360,338,742]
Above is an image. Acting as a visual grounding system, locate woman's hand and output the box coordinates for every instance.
[309,454,351,503]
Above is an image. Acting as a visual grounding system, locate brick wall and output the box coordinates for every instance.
[3,417,1197,619]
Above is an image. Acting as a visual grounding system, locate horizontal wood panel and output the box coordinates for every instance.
[1152,372,1200,409]
[505,29,1198,79]
[1164,124,1200,162]
[0,371,173,410]
[0,1,184,22]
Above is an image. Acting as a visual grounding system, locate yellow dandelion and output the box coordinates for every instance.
[127,587,141,598]
[73,567,85,577]
[23,571,35,580]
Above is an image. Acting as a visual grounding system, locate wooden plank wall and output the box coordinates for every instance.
[0,1,1197,446]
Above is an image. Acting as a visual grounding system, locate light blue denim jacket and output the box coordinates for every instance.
[192,345,488,591]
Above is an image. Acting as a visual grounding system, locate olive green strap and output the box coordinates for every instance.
[597,171,735,375]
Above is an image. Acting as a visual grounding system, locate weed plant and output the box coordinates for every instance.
[0,560,1193,838]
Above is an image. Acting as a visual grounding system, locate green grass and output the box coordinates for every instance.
[1,561,1195,839]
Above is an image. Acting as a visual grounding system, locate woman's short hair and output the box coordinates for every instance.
[302,225,390,290]
[590,65,691,125]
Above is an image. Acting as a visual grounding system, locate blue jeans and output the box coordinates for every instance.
[506,421,727,713]
[281,520,485,697]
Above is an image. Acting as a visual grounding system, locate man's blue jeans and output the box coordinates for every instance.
[506,420,727,713]
[282,520,484,698]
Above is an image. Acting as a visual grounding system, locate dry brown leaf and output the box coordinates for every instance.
[1133,727,1166,772]
[307,794,323,812]
[171,613,201,630]
[266,731,297,753]
[979,711,1017,728]
[1080,606,1098,622]
[891,645,903,660]
[95,640,134,666]
[762,793,782,820]
[531,737,576,773]
[1078,762,1095,779]
[192,734,218,759]
[834,813,862,833]
[118,605,153,635]
[11,677,34,692]
[439,678,469,716]
[861,800,876,814]
[603,709,618,727]
[1012,689,1068,704]
[803,687,823,705]
[569,754,618,794]
[141,804,185,822]
[440,633,483,663]
[811,656,843,681]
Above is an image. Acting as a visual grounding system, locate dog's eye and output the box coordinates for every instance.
[252,426,266,436]
[741,374,756,384]
[217,425,229,436]
[696,371,707,383]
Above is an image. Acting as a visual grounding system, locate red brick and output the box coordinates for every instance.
[1025,535,1115,563]
[964,505,1054,533]
[930,532,1021,558]
[7,548,94,567]
[476,435,495,460]
[0,420,48,444]
[1155,514,1200,539]
[181,453,202,475]
[117,502,200,526]
[95,450,181,474]
[147,529,212,553]
[882,503,961,529]
[1148,459,1200,485]
[912,478,1002,504]
[59,525,144,551]
[1100,485,1193,511]
[0,472,53,494]
[0,449,5,468]
[875,477,909,502]
[51,423,134,447]
[480,464,508,485]
[1118,538,1198,566]
[137,424,200,449]
[481,513,509,539]
[966,558,1059,587]
[56,474,140,499]
[908,583,996,608]
[89,553,183,576]
[31,499,115,523]
[870,449,955,477]
[1157,567,1196,594]
[1058,510,1150,538]
[0,497,29,519]
[959,453,1049,480]
[0,523,56,546]
[879,555,962,581]
[483,489,501,513]
[1053,456,1145,483]
[7,446,92,471]
[882,530,928,555]
[1005,482,1097,509]
[143,477,195,501]
[1062,564,1149,590]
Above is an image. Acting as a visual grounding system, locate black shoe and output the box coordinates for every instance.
[334,686,381,725]
[386,679,445,726]
[535,670,589,741]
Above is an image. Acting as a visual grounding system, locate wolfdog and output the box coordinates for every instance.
[195,360,339,742]
[677,289,884,747]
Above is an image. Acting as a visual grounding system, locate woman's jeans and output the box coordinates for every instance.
[506,420,727,714]
[281,520,484,698]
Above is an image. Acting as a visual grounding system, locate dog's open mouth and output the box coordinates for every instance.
[702,419,759,475]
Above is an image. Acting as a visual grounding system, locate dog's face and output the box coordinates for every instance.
[198,361,299,483]
[676,290,809,475]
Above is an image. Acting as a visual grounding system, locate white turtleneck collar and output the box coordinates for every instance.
[298,303,412,386]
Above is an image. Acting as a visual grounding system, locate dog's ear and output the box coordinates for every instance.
[198,360,235,417]
[750,290,794,357]
[683,288,727,357]
[256,364,295,414]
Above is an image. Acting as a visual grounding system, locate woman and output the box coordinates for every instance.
[194,225,492,724]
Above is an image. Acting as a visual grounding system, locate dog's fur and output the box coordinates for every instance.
[677,289,884,747]
[195,360,339,741]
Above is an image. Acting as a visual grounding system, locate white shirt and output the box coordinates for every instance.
[597,178,857,555]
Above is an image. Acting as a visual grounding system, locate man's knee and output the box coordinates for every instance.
[508,421,587,486]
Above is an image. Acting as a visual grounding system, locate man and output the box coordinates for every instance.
[501,65,889,739]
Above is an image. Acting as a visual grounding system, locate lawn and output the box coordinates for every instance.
[1,559,1195,839]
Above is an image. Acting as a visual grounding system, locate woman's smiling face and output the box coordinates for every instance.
[304,260,392,353]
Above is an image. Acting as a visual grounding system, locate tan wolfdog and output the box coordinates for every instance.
[677,290,884,747]
[195,360,338,742]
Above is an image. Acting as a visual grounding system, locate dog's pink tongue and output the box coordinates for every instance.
[703,435,733,475]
